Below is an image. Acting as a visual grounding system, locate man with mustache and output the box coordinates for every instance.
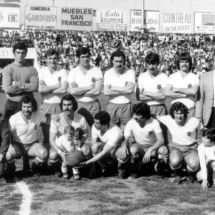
[49,94,90,176]
[104,50,135,130]
[8,95,48,176]
[165,52,199,117]
[138,52,168,116]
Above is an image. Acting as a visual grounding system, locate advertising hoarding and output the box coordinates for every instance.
[194,12,215,34]
[60,8,93,31]
[95,9,127,31]
[130,10,159,32]
[24,6,57,30]
[163,12,192,33]
[0,6,20,28]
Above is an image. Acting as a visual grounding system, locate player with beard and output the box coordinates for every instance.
[104,50,135,130]
[165,52,199,117]
[8,95,48,176]
[138,52,168,116]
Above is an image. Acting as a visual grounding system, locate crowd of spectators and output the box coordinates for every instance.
[1,29,215,78]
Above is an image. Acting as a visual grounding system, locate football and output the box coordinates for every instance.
[65,150,85,167]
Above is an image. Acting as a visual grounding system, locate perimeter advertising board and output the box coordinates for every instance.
[0,6,20,28]
[95,9,127,31]
[60,8,93,31]
[130,10,159,32]
[24,6,57,30]
[163,12,192,33]
[194,12,215,34]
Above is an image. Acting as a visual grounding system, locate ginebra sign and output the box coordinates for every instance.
[24,6,57,30]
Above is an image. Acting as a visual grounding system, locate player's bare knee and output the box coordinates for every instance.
[186,157,200,172]
[130,144,141,160]
[158,145,168,157]
[49,149,59,162]
[169,155,183,170]
[6,152,16,162]
[38,148,48,161]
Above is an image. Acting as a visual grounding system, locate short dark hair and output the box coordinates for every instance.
[110,50,126,65]
[60,94,78,112]
[94,111,111,126]
[169,102,188,120]
[76,46,91,58]
[177,52,192,71]
[19,95,38,112]
[145,52,160,65]
[133,102,151,120]
[203,128,215,142]
[46,48,58,58]
[13,42,28,54]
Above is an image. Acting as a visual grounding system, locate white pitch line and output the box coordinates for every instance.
[16,181,33,215]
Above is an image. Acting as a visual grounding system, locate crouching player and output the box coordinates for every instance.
[197,128,215,189]
[49,94,91,176]
[56,125,87,180]
[81,111,124,176]
[9,95,48,175]
[115,102,168,179]
[159,102,200,183]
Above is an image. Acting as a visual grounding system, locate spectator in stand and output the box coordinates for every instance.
[2,42,38,120]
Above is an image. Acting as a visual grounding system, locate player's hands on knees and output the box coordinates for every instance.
[142,149,152,163]
[201,179,208,190]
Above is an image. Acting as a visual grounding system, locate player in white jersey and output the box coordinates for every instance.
[165,52,199,117]
[9,95,48,175]
[68,47,103,126]
[104,50,135,130]
[138,52,168,116]
[49,94,90,175]
[159,102,200,183]
[81,111,123,177]
[38,48,68,144]
[115,102,168,179]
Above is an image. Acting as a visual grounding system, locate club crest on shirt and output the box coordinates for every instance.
[148,130,153,135]
[157,84,161,89]
[187,132,192,137]
[188,84,192,88]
